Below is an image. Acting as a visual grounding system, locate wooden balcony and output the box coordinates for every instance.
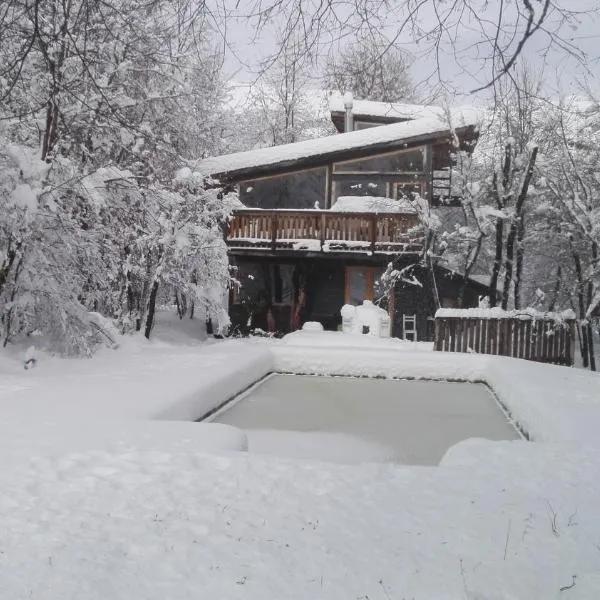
[226,209,423,255]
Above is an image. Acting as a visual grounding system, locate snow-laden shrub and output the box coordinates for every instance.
[0,139,235,354]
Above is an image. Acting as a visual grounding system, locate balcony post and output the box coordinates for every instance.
[370,214,377,253]
[271,213,278,251]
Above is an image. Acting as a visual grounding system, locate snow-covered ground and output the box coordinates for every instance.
[1,320,600,599]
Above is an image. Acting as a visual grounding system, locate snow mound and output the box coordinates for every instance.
[244,429,397,464]
[342,300,391,337]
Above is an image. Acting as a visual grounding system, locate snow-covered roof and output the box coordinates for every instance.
[195,107,479,181]
[328,95,444,121]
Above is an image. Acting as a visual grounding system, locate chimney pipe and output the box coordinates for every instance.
[343,91,354,133]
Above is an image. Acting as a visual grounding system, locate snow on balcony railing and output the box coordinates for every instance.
[226,209,423,254]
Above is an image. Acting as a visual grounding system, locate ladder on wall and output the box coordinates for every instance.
[402,314,417,341]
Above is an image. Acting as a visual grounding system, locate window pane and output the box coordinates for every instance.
[334,149,424,172]
[334,179,387,199]
[240,168,326,209]
[347,268,368,305]
[272,264,294,305]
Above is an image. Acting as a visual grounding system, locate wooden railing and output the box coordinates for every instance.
[227,209,423,253]
[434,310,575,366]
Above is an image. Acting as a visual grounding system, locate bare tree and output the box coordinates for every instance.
[237,0,593,94]
[324,34,416,102]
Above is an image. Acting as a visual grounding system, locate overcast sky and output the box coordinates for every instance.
[216,0,600,101]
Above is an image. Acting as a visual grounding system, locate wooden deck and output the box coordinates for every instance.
[227,209,424,254]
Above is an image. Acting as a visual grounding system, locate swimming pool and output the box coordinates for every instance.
[209,374,521,465]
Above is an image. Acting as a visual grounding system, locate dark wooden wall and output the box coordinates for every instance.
[391,264,485,340]
[230,256,348,334]
[230,255,488,339]
[305,260,345,330]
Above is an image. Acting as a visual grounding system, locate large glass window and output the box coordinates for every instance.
[232,263,294,306]
[239,168,326,209]
[271,264,294,305]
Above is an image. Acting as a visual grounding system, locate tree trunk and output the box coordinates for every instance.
[586,322,596,372]
[548,266,562,312]
[489,150,511,308]
[144,280,159,339]
[41,97,60,162]
[572,247,589,368]
[588,242,598,371]
[502,147,538,309]
[489,219,503,307]
[425,231,440,310]
[458,232,483,308]
[2,256,24,347]
[175,290,187,319]
[514,217,525,309]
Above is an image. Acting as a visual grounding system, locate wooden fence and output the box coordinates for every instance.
[434,312,575,366]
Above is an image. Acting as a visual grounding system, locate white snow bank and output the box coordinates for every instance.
[301,321,324,331]
[1,438,600,600]
[243,429,396,463]
[0,338,273,423]
[330,195,416,213]
[0,421,248,469]
[282,330,431,350]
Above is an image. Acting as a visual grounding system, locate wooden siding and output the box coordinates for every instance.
[390,265,485,340]
[227,209,423,254]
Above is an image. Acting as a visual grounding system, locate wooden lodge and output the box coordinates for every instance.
[197,98,489,339]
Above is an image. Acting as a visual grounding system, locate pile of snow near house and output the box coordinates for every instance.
[301,321,324,331]
[341,300,391,336]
